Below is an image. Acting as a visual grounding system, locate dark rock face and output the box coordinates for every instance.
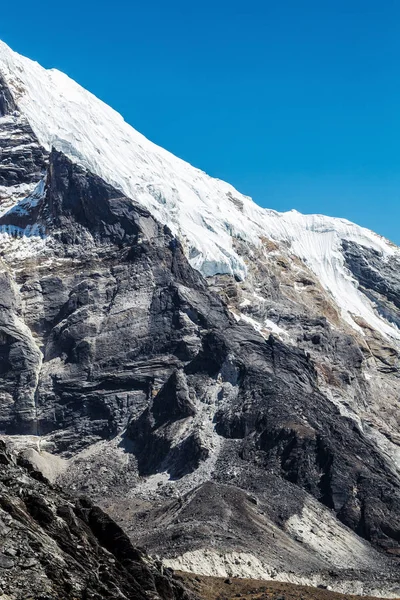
[0,440,194,599]
[0,73,16,116]
[0,124,46,188]
[0,269,42,434]
[153,370,197,425]
[342,239,400,330]
[0,148,399,573]
[202,331,400,554]
[0,149,231,447]
[0,78,47,190]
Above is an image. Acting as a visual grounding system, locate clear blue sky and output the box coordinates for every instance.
[1,1,399,243]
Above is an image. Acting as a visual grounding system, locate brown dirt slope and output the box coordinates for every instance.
[176,572,399,600]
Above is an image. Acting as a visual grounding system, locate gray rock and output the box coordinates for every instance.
[0,440,195,599]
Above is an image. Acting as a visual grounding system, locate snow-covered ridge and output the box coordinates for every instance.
[0,40,399,341]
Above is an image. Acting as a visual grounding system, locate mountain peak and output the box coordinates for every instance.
[0,40,399,343]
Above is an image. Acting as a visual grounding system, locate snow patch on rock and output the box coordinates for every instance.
[5,178,45,216]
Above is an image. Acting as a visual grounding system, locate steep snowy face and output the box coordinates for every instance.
[0,39,399,342]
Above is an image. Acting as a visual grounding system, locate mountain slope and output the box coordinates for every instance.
[0,40,399,597]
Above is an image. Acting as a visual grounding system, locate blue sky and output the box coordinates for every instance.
[1,1,399,243]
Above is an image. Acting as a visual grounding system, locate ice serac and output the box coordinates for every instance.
[0,39,399,342]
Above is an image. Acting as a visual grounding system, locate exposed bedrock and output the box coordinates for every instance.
[0,440,194,600]
[0,74,47,192]
[342,239,400,329]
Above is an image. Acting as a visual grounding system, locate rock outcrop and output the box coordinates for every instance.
[0,440,195,599]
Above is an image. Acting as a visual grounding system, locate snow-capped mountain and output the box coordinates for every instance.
[0,40,399,597]
[0,39,399,343]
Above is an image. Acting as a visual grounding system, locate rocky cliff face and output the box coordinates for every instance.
[0,71,47,213]
[0,42,399,597]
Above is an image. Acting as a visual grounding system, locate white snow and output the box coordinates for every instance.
[5,178,45,216]
[239,313,289,340]
[0,181,38,216]
[0,223,44,238]
[1,40,399,342]
[0,225,47,260]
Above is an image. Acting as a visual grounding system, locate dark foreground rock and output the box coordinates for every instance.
[0,439,195,600]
